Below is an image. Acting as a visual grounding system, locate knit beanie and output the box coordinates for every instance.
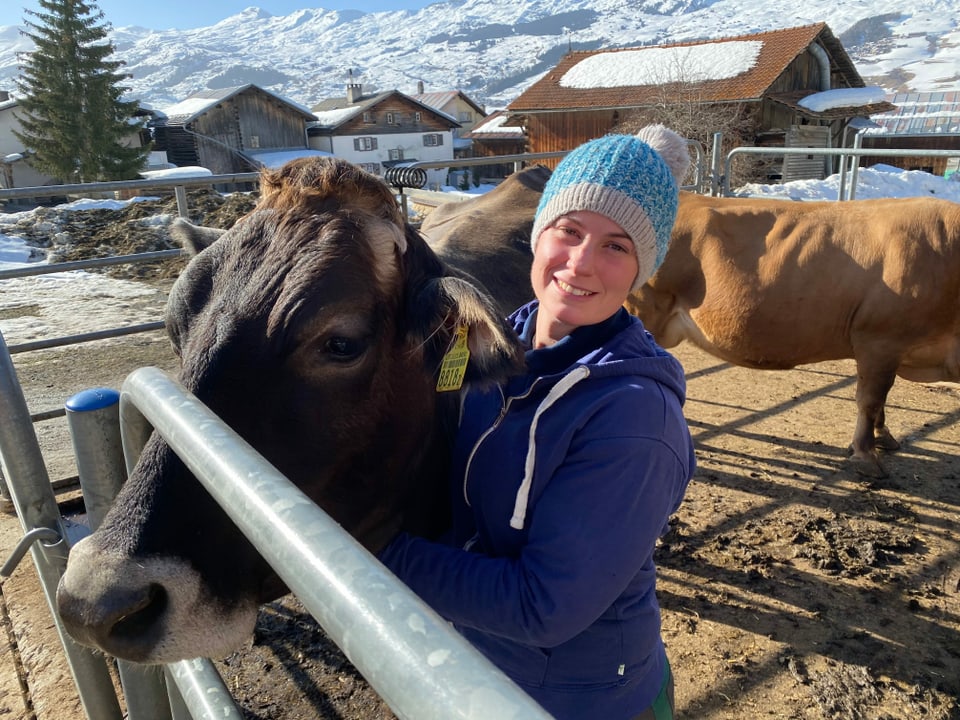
[531,124,690,291]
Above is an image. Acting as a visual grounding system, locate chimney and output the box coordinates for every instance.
[346,68,362,104]
[0,90,9,102]
[417,80,424,95]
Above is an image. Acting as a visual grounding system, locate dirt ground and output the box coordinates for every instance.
[0,198,957,719]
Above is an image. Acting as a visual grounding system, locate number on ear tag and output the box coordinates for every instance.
[436,325,471,392]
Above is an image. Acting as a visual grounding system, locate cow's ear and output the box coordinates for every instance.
[169,218,228,256]
[413,275,524,387]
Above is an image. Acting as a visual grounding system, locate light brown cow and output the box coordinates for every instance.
[422,177,960,478]
[630,191,960,476]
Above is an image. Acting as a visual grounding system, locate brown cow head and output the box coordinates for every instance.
[56,157,524,664]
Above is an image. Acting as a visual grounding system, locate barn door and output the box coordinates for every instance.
[781,125,831,182]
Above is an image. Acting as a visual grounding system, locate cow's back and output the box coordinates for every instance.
[421,166,550,316]
[632,193,960,374]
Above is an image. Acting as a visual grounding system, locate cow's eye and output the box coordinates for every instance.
[324,336,365,362]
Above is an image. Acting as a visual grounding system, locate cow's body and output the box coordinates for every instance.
[55,157,523,663]
[631,192,960,475]
[419,173,960,477]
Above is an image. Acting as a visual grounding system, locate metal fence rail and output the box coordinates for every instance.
[0,331,126,718]
[722,145,960,197]
[119,366,552,720]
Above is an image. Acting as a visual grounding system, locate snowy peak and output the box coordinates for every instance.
[2,0,958,112]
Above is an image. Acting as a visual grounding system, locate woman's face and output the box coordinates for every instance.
[530,210,639,348]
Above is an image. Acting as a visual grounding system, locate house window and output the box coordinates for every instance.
[358,163,380,174]
[386,112,396,124]
[362,111,374,123]
[458,111,473,122]
[354,136,378,151]
[248,135,260,148]
[423,133,444,147]
[388,148,404,161]
[414,112,421,122]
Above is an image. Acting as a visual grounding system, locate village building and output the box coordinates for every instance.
[409,83,487,159]
[0,91,53,189]
[504,23,896,183]
[149,84,321,175]
[0,90,152,190]
[308,76,460,189]
[462,110,527,182]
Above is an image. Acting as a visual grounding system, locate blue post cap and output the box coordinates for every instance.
[65,387,120,413]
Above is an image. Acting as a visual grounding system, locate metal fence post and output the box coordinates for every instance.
[710,132,724,196]
[65,388,173,720]
[0,331,123,720]
[174,185,190,218]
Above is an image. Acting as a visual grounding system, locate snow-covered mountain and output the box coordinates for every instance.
[2,0,959,113]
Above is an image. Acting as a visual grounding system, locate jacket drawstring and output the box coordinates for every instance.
[510,365,591,530]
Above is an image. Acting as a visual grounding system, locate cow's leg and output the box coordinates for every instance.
[873,406,901,452]
[848,357,899,478]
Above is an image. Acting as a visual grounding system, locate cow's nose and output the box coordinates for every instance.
[57,578,168,662]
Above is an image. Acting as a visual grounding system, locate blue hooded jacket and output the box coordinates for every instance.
[380,301,695,719]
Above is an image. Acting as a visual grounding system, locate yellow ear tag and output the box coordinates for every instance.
[436,324,471,392]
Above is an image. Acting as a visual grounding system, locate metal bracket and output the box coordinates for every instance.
[0,528,62,579]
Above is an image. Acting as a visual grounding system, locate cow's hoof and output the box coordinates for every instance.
[843,451,888,479]
[874,428,901,452]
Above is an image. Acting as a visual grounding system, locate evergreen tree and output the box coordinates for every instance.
[14,0,150,183]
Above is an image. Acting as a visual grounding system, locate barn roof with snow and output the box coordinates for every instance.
[508,23,887,115]
[464,110,525,140]
[154,84,315,126]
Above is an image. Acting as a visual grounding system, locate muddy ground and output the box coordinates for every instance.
[0,196,957,720]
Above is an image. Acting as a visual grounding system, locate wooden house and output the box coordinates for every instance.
[505,23,895,181]
[409,83,487,158]
[862,91,960,176]
[462,110,527,181]
[309,79,460,189]
[150,84,316,174]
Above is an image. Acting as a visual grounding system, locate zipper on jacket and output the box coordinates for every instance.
[462,380,541,507]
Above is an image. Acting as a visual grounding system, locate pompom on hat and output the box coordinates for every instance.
[531,124,691,291]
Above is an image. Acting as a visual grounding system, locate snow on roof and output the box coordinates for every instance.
[312,105,361,127]
[139,166,213,180]
[158,96,219,119]
[247,148,333,168]
[798,86,888,112]
[471,113,523,135]
[560,40,762,89]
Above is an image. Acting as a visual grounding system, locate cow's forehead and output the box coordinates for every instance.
[205,208,401,290]
[168,207,407,355]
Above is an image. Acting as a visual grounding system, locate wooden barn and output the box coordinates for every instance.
[861,91,960,176]
[150,84,315,174]
[505,23,895,181]
[462,110,527,181]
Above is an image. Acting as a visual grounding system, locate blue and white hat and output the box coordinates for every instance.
[531,124,690,290]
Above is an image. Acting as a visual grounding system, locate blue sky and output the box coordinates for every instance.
[14,1,433,31]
